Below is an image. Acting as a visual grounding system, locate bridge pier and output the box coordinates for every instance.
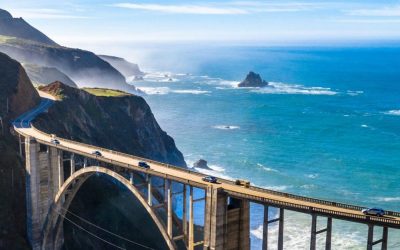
[203,187,250,250]
[25,139,64,249]
[367,224,389,250]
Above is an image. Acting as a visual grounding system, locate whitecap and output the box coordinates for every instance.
[252,82,337,95]
[384,110,400,116]
[347,90,364,96]
[305,173,319,179]
[375,197,400,202]
[139,87,170,95]
[213,125,240,130]
[260,185,290,191]
[172,89,210,95]
[257,163,279,173]
[361,124,368,128]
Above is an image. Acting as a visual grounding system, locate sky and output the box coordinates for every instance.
[2,0,400,48]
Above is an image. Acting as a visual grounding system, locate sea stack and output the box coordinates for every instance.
[193,159,211,170]
[238,71,269,87]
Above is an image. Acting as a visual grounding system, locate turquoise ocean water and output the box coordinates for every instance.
[130,45,400,249]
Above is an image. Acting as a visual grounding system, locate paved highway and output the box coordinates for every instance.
[14,94,400,229]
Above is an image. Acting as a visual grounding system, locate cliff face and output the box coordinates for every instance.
[0,52,40,249]
[99,55,144,78]
[23,64,77,87]
[0,9,58,46]
[35,82,186,167]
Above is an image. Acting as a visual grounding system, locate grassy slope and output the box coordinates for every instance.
[83,87,132,97]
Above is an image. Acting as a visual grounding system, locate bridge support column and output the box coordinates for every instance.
[367,224,374,250]
[382,227,388,250]
[25,137,41,250]
[326,217,332,250]
[147,175,152,206]
[203,187,250,250]
[310,214,317,250]
[167,180,173,238]
[182,184,187,245]
[70,153,75,175]
[262,205,268,250]
[188,186,194,250]
[278,208,284,250]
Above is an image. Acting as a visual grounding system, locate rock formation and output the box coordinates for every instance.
[23,64,77,87]
[238,71,269,87]
[193,159,211,169]
[99,55,144,79]
[0,52,40,249]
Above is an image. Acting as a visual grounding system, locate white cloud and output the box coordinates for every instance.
[8,8,88,19]
[111,1,327,15]
[346,5,400,17]
[112,3,247,15]
[336,19,400,24]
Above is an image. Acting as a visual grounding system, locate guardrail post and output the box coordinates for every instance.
[367,224,374,250]
[167,179,173,238]
[382,227,388,250]
[188,186,194,250]
[147,175,152,206]
[326,217,332,250]
[278,208,284,250]
[262,205,268,250]
[310,214,317,250]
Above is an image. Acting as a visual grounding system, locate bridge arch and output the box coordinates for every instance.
[42,166,176,250]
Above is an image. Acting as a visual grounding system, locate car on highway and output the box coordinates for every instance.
[92,150,102,157]
[51,139,60,145]
[138,161,150,169]
[202,176,218,183]
[362,207,385,216]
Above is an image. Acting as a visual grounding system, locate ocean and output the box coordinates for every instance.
[129,45,400,249]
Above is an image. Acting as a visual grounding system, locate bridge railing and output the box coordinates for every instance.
[22,126,400,218]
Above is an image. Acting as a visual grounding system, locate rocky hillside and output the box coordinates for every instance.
[0,9,138,92]
[0,9,58,46]
[0,52,40,249]
[99,55,144,78]
[23,64,77,87]
[35,82,186,167]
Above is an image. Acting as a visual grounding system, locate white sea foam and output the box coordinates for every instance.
[173,89,210,94]
[305,173,319,179]
[347,90,364,96]
[252,82,337,95]
[139,87,170,95]
[384,110,400,116]
[257,163,279,173]
[375,197,400,202]
[213,125,240,130]
[260,185,290,191]
[139,87,210,95]
[361,124,368,128]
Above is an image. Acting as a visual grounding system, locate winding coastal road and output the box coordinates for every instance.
[13,91,400,229]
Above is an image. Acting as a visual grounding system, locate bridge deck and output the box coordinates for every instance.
[15,126,400,229]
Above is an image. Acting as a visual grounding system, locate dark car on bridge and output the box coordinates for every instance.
[92,150,102,157]
[202,176,218,183]
[138,161,150,169]
[362,208,385,216]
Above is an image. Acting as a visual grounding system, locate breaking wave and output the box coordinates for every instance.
[213,125,240,130]
[252,82,337,95]
[384,110,400,116]
[139,87,210,95]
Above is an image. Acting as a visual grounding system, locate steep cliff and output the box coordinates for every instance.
[23,64,77,87]
[99,55,144,78]
[0,52,40,249]
[35,82,186,167]
[0,9,58,46]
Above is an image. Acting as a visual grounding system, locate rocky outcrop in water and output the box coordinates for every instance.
[193,159,211,170]
[238,71,269,87]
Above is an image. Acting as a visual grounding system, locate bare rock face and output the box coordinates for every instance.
[193,159,211,169]
[0,52,39,249]
[35,82,186,167]
[238,71,269,88]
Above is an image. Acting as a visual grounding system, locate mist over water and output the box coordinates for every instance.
[126,45,400,249]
